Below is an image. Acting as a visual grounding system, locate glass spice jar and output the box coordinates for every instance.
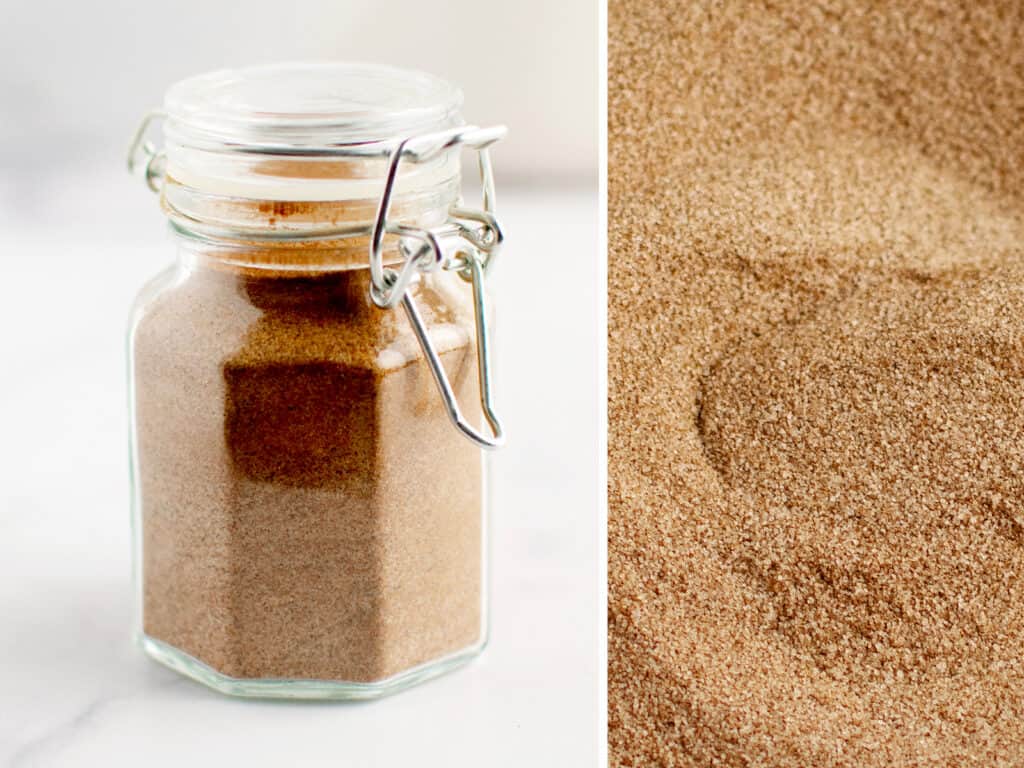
[126,62,506,699]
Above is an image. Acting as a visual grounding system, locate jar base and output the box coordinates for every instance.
[138,633,486,700]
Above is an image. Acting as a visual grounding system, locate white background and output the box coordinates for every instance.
[0,0,596,186]
[0,3,599,766]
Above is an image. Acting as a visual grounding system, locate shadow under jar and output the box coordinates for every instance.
[126,62,506,699]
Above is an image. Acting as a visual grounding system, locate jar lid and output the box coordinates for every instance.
[154,62,466,205]
[163,62,464,151]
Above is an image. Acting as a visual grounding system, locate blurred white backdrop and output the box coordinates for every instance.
[0,0,595,184]
[0,2,599,767]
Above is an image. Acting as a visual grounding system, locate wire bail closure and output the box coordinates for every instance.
[127,113,507,450]
[127,110,168,193]
[369,126,507,450]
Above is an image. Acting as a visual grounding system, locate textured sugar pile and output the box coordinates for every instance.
[608,1,1024,765]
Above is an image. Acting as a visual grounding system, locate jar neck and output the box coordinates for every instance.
[165,148,460,273]
[163,176,458,236]
[160,145,461,246]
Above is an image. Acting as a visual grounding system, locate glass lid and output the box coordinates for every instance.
[163,62,465,150]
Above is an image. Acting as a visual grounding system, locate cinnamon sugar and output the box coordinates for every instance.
[133,246,483,683]
[609,0,1024,764]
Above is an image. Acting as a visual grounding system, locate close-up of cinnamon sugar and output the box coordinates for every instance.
[609,0,1024,765]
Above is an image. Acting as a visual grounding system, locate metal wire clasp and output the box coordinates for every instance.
[126,110,167,193]
[369,125,506,450]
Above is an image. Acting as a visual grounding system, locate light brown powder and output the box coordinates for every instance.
[609,0,1024,765]
[133,249,483,683]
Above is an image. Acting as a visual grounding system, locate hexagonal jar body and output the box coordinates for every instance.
[126,63,500,699]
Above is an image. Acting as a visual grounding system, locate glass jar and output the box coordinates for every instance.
[126,62,506,699]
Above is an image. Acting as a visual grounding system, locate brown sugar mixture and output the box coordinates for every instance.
[133,246,483,683]
[609,0,1024,765]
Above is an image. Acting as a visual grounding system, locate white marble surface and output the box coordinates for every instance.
[0,177,601,767]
